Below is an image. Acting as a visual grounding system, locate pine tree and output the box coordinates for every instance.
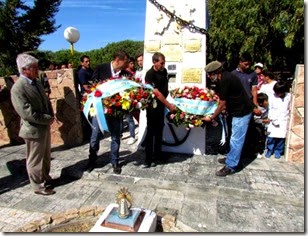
[0,0,61,75]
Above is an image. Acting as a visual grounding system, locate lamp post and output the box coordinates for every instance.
[64,26,80,56]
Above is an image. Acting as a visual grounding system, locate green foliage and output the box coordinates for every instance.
[0,0,61,76]
[85,40,144,69]
[207,0,304,72]
[56,40,144,70]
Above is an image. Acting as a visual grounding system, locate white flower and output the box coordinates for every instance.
[135,102,142,109]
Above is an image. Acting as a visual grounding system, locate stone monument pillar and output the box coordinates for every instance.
[138,0,208,155]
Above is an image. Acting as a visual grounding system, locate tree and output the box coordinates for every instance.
[207,0,304,73]
[0,0,61,75]
[31,40,144,72]
[87,40,144,68]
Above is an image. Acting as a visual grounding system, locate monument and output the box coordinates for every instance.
[138,0,209,155]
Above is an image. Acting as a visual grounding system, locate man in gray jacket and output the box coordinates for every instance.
[11,53,55,195]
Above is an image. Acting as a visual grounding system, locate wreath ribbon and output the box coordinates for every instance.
[83,79,153,133]
[166,95,227,146]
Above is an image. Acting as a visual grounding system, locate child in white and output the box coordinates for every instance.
[265,80,291,158]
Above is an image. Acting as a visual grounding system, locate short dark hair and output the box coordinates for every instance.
[239,52,252,62]
[80,55,90,62]
[128,57,135,63]
[257,93,268,105]
[263,69,275,80]
[135,53,143,60]
[113,50,129,60]
[152,52,165,63]
[273,80,288,94]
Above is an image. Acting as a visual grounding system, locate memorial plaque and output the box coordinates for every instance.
[161,45,183,62]
[162,34,182,46]
[184,38,202,52]
[181,68,202,83]
[144,40,161,52]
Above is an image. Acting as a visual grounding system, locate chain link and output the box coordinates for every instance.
[148,0,208,35]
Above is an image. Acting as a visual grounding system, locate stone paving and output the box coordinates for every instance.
[0,129,304,232]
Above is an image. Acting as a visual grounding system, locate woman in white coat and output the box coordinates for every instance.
[265,81,291,159]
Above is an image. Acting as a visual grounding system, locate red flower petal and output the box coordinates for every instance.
[94,90,102,97]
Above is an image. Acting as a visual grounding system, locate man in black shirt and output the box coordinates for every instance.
[78,55,93,94]
[143,52,176,168]
[203,61,253,176]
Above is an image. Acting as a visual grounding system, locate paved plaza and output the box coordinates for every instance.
[0,127,304,232]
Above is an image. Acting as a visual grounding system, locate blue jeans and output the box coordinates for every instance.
[89,116,122,165]
[266,137,285,157]
[126,113,135,139]
[89,116,104,163]
[225,113,252,170]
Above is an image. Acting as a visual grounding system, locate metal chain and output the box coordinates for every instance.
[148,0,208,35]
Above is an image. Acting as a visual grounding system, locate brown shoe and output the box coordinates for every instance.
[35,188,56,196]
[217,157,226,164]
[216,166,235,177]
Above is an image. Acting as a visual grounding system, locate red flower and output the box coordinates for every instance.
[94,90,102,97]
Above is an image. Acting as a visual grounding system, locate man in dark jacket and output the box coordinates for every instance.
[86,50,129,174]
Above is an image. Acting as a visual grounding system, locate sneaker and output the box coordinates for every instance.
[217,157,226,164]
[216,166,235,177]
[274,154,281,159]
[127,137,137,145]
[265,153,271,158]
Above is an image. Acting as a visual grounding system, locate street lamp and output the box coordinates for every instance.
[64,26,80,56]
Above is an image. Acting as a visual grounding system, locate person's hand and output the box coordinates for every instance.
[262,118,270,124]
[202,115,212,122]
[253,107,261,116]
[168,104,177,113]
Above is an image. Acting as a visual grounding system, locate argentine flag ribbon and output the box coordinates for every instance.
[167,96,218,116]
[83,79,153,133]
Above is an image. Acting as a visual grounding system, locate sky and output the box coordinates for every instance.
[29,0,147,52]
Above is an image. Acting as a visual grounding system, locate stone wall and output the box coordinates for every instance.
[0,76,24,145]
[285,65,304,163]
[0,69,84,147]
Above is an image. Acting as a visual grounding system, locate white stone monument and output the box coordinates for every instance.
[138,0,209,155]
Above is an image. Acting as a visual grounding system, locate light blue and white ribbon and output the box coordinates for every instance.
[83,79,153,133]
[167,96,218,116]
[166,93,227,144]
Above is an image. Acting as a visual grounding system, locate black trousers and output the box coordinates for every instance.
[145,107,165,164]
